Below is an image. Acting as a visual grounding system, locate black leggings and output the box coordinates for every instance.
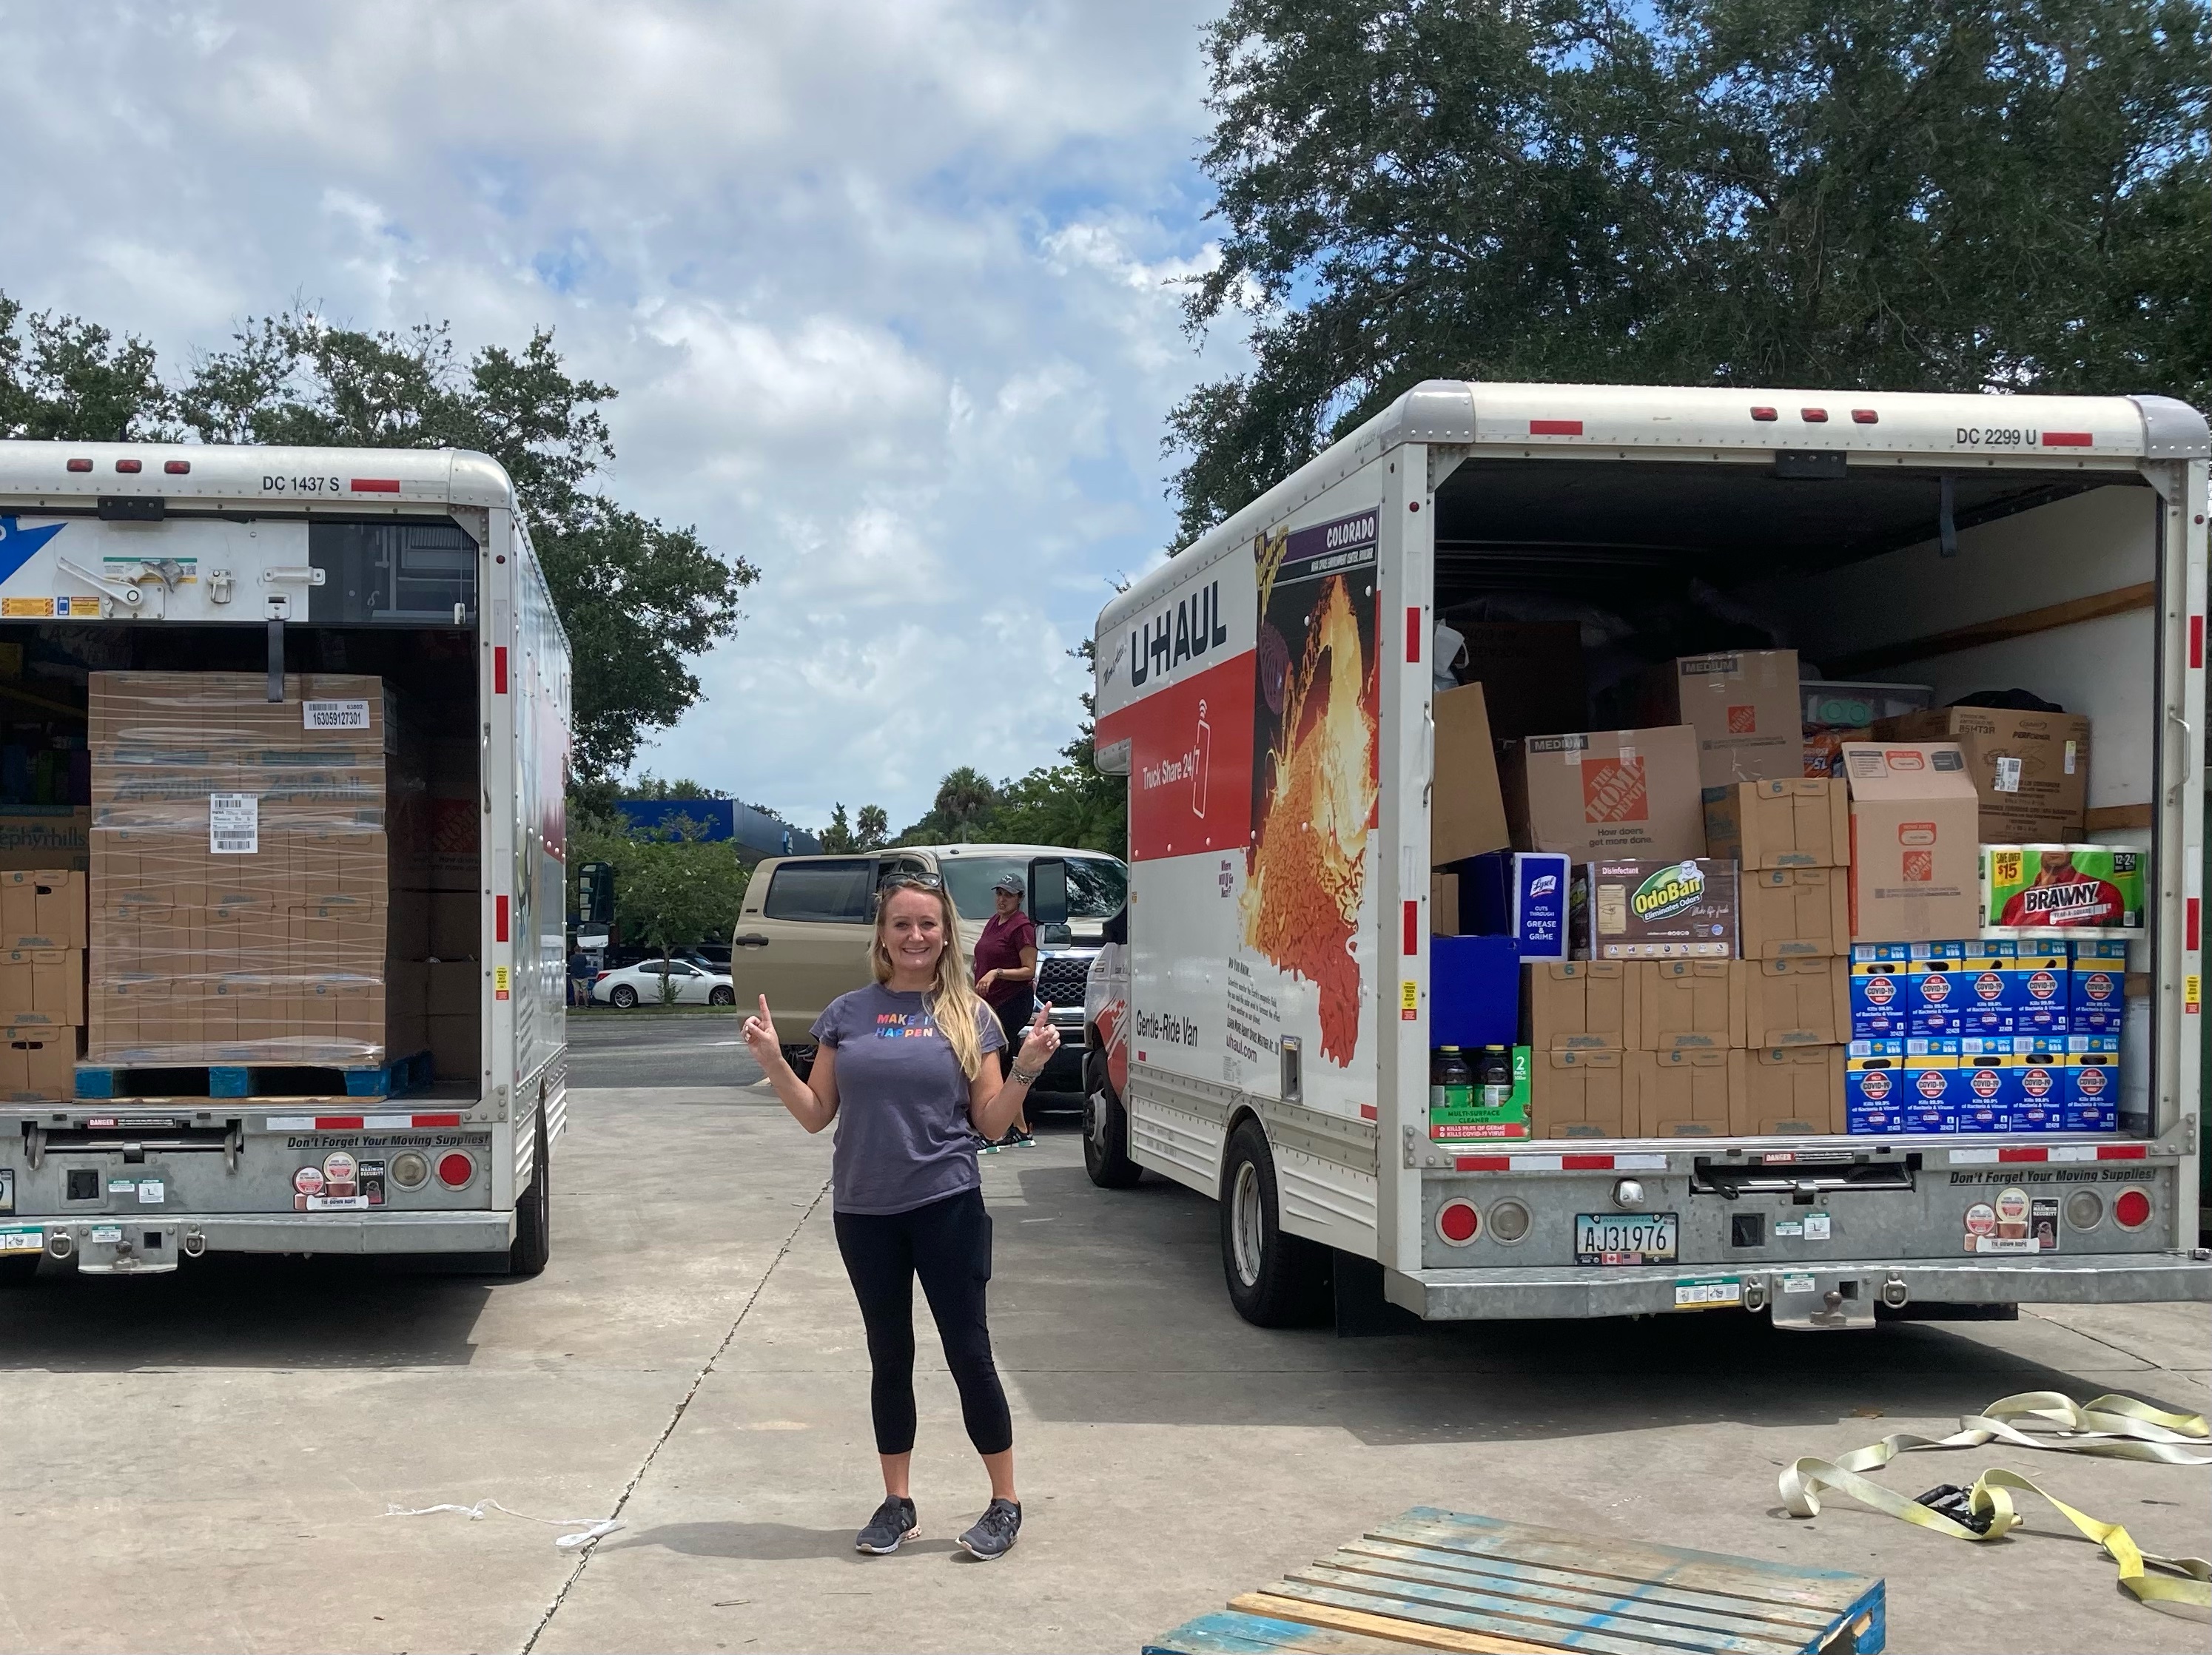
[833,1187,1012,1457]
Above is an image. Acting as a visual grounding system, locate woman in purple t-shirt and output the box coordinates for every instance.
[740,873,1059,1563]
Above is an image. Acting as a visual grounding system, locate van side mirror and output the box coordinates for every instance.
[1028,857,1069,927]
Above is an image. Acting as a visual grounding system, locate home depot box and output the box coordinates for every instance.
[1500,725,1703,862]
[1733,1045,1844,1136]
[1570,857,1738,960]
[1840,743,1981,942]
[0,1025,78,1101]
[1873,707,2091,840]
[1702,779,1849,869]
[1450,621,1587,741]
[1738,867,1849,958]
[1632,1048,1735,1136]
[1527,1048,1627,1138]
[0,871,87,948]
[1432,683,1511,866]
[1743,956,1849,1046]
[0,808,91,871]
[1524,961,1638,1051]
[1635,960,1744,1051]
[1638,650,1801,789]
[0,948,83,1027]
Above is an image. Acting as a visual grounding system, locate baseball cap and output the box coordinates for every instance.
[991,873,1024,894]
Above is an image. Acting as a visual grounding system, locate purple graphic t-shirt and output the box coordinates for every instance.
[810,984,1005,1215]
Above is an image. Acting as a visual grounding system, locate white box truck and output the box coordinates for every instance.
[1080,381,2210,1329]
[0,441,568,1278]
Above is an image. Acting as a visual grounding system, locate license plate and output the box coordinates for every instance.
[1575,1211,1678,1265]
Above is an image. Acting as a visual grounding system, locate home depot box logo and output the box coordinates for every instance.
[1582,755,1647,823]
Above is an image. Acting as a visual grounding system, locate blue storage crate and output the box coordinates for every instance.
[1431,934,1520,1048]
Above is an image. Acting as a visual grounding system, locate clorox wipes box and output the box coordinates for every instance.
[1840,743,1980,943]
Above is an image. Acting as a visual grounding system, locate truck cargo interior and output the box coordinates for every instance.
[0,611,485,1102]
[1428,455,2166,1136]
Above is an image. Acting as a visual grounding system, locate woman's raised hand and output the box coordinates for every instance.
[742,994,781,1067]
[1017,1002,1060,1071]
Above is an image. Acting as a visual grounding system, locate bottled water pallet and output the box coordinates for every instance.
[74,1050,436,1103]
[1147,1507,1884,1655]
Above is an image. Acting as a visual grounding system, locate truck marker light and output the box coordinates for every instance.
[2113,1188,2151,1229]
[2187,895,2199,950]
[437,1152,475,1189]
[115,458,142,473]
[164,459,190,475]
[2041,432,2093,448]
[496,895,511,943]
[1435,1200,1479,1245]
[1801,408,1829,422]
[1749,408,1778,422]
[2191,614,2202,670]
[66,457,92,472]
[1402,902,1417,956]
[351,478,402,493]
[1405,606,1421,663]
[1851,410,1878,424]
[1529,419,1581,436]
[494,647,508,693]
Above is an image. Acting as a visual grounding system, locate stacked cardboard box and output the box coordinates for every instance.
[87,673,395,1068]
[0,869,86,1099]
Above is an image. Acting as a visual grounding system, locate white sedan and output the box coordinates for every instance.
[591,958,736,1008]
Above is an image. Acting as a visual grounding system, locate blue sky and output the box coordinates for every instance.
[0,0,1245,832]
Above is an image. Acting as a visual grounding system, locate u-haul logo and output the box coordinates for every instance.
[1128,581,1228,688]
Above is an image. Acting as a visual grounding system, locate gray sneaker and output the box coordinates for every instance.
[855,1495,918,1554]
[958,1498,1021,1560]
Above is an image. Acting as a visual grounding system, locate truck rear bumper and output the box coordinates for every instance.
[1388,1253,2212,1323]
[24,1211,514,1264]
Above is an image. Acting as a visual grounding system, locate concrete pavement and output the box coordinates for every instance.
[0,1082,2203,1654]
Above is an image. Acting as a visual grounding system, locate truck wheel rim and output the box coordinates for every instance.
[1086,1090,1108,1150]
[1231,1162,1264,1287]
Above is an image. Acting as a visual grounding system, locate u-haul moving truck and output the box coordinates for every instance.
[0,441,568,1279]
[1081,381,2210,1329]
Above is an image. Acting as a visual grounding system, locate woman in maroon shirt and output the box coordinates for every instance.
[972,874,1038,1146]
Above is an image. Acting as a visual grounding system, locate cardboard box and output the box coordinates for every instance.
[1635,960,1744,1051]
[1873,707,2091,840]
[1702,779,1849,869]
[1733,1045,1844,1136]
[0,1025,78,1101]
[1430,872,1459,935]
[1527,1048,1627,1138]
[1743,956,1849,1046]
[0,808,90,871]
[428,1010,480,1082]
[1432,681,1510,870]
[1456,850,1570,961]
[1639,650,1801,788]
[1500,725,1703,862]
[1524,961,1638,1051]
[1571,857,1738,960]
[0,948,83,1027]
[0,869,87,949]
[428,890,480,960]
[1849,960,1912,1038]
[2071,957,2125,1034]
[1449,622,1587,740]
[1840,743,1981,943]
[1632,1048,1735,1137]
[1739,867,1849,959]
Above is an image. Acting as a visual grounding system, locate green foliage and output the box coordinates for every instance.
[854,805,890,850]
[584,836,750,962]
[1171,0,2212,543]
[894,766,1002,844]
[628,773,728,800]
[0,295,168,442]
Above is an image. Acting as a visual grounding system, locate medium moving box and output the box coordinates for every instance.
[1733,1045,1845,1135]
[1638,650,1801,788]
[1738,867,1850,958]
[1635,960,1744,1051]
[1632,1048,1735,1136]
[1502,726,1704,861]
[1524,961,1638,1051]
[0,871,88,947]
[1702,779,1849,869]
[1841,743,1982,942]
[1449,621,1587,740]
[1873,707,2090,841]
[1744,956,1849,1046]
[1432,684,1511,866]
[0,948,83,1027]
[1528,1048,1627,1138]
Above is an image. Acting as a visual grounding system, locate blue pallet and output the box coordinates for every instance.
[75,1050,434,1103]
[1147,1507,1883,1655]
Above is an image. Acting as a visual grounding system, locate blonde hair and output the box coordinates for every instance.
[870,879,990,1079]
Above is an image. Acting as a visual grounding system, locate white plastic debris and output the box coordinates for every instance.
[386,1499,624,1549]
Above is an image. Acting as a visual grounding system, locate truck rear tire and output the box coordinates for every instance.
[1081,1045,1141,1190]
[509,1106,551,1277]
[1219,1118,1330,1327]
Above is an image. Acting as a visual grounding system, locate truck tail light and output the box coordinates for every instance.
[2063,1190,2103,1230]
[1749,407,1778,422]
[437,1151,476,1189]
[2113,1188,2151,1230]
[1851,409,1878,424]
[1486,1199,1531,1243]
[165,459,191,475]
[1435,1200,1479,1246]
[1801,408,1829,422]
[67,458,93,472]
[115,458,143,473]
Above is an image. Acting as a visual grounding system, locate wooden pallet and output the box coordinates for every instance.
[1147,1508,1885,1655]
[75,1049,435,1103]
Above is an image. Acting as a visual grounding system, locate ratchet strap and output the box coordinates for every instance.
[1780,1391,2211,1609]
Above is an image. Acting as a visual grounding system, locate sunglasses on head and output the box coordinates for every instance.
[878,872,944,892]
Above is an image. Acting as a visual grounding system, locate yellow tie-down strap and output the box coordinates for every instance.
[1781,1391,2211,1610]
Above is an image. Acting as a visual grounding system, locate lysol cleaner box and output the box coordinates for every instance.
[2065,1034,2119,1132]
[1849,961,1912,1037]
[2068,952,2125,1034]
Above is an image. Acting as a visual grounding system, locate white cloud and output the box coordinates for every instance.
[0,0,1247,832]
